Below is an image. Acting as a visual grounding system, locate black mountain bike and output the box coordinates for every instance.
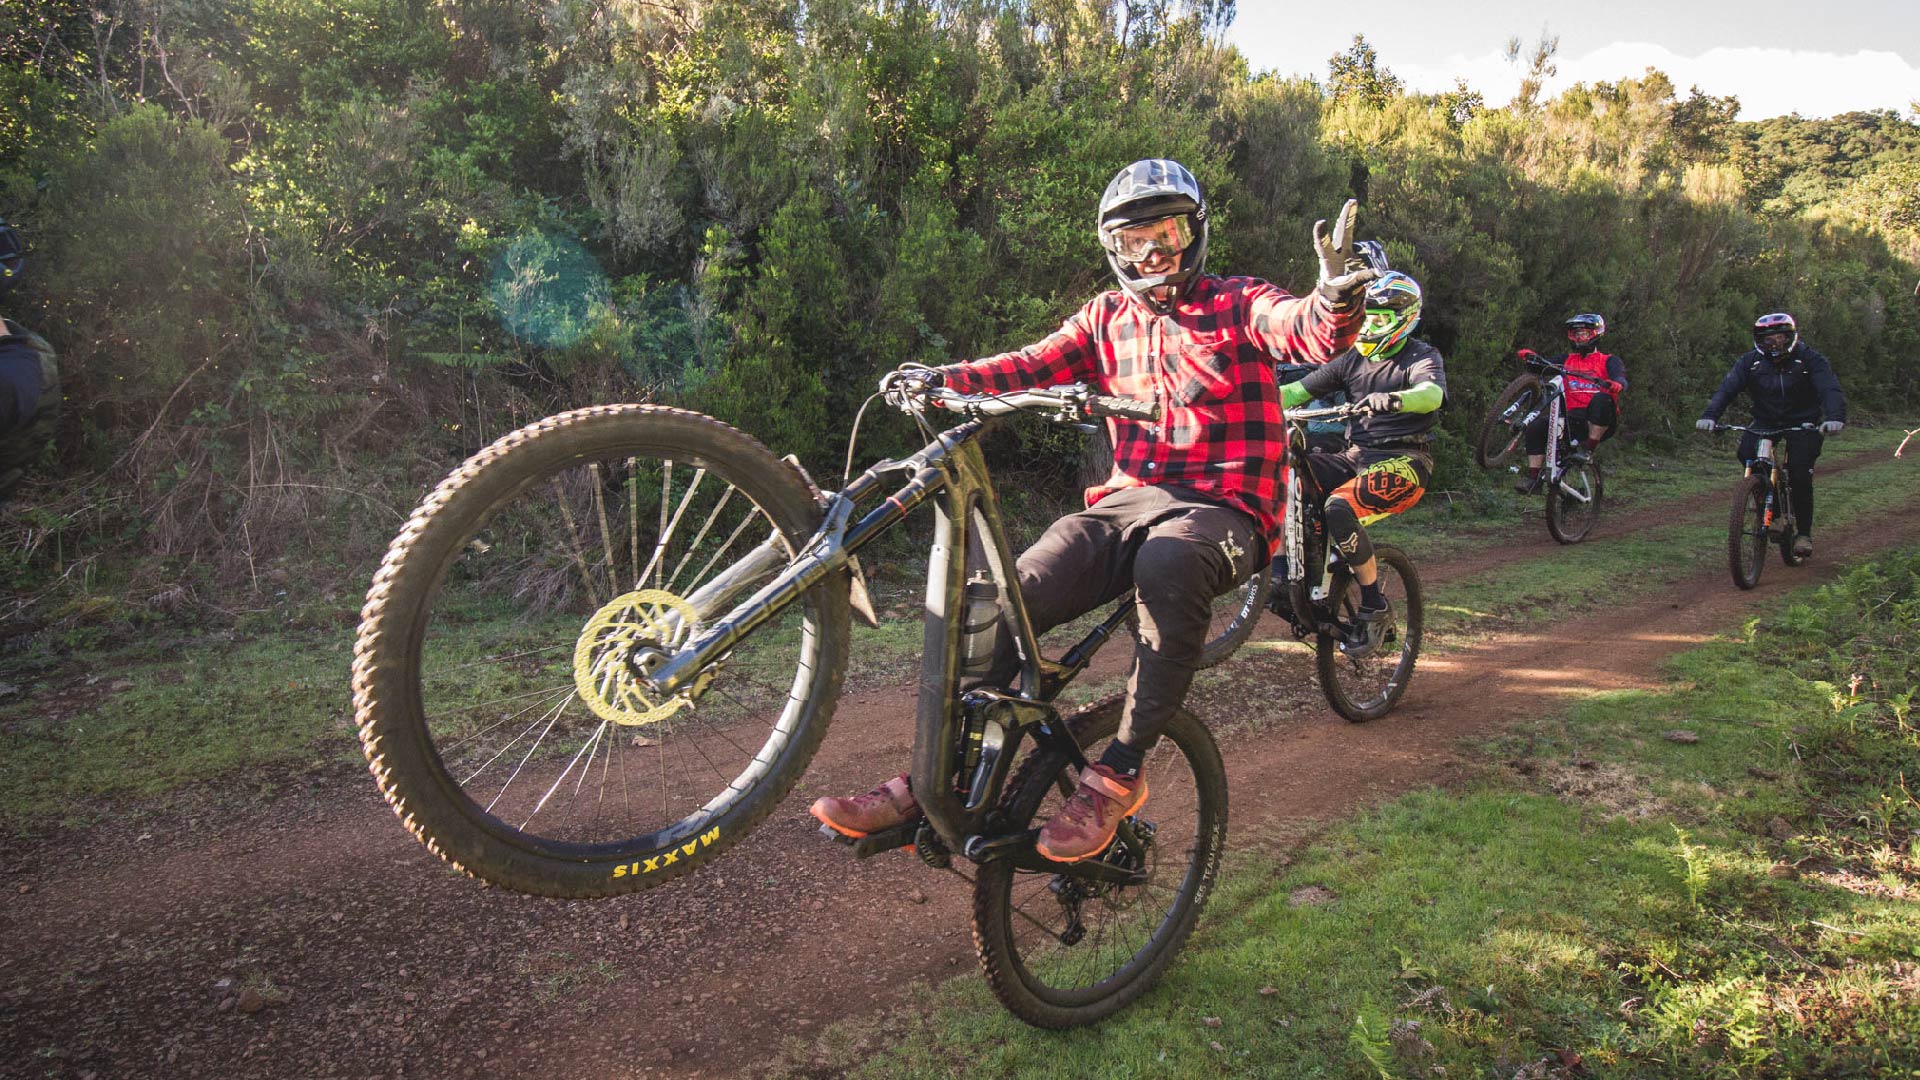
[1707,421,1816,589]
[1475,356,1605,544]
[352,384,1227,1028]
[1202,404,1425,722]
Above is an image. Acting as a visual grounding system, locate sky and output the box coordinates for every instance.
[1224,1,1920,121]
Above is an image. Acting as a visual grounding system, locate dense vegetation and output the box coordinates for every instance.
[3,0,1917,631]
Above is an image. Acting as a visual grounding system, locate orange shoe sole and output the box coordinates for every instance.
[809,801,870,839]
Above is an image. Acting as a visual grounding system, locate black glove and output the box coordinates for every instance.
[1358,392,1401,415]
[1313,200,1379,306]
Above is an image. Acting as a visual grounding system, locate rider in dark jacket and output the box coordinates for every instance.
[1696,312,1847,558]
[0,219,59,501]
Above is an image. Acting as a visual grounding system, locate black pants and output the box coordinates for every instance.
[1738,429,1823,536]
[980,485,1261,751]
[1524,394,1617,455]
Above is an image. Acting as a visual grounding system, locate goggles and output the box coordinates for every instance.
[1361,308,1398,337]
[1106,215,1195,263]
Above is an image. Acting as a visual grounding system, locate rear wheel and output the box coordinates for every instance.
[1475,374,1545,468]
[1777,476,1808,566]
[1545,459,1604,544]
[972,696,1227,1029]
[352,405,851,898]
[1314,544,1423,722]
[1728,474,1768,590]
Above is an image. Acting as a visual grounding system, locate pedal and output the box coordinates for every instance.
[850,820,918,859]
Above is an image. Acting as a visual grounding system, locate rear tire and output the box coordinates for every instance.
[1728,474,1768,590]
[1476,374,1545,469]
[1545,459,1604,545]
[1314,544,1423,722]
[972,696,1228,1028]
[1777,478,1808,566]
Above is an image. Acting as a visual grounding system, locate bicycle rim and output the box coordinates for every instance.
[353,405,851,897]
[973,697,1227,1028]
[1315,545,1423,722]
[1727,474,1767,590]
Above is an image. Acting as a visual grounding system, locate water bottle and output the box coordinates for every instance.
[960,571,1003,674]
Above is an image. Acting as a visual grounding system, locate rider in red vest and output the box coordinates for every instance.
[1515,313,1626,493]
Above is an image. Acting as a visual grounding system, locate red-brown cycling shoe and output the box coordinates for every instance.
[1035,764,1149,863]
[810,774,921,839]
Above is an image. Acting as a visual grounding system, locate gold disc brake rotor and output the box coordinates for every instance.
[572,589,704,727]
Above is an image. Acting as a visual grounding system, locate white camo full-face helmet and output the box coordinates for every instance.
[1096,159,1208,315]
[1753,312,1798,358]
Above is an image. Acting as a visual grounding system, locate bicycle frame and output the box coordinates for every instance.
[1276,407,1355,627]
[649,392,1140,879]
[1725,423,1813,534]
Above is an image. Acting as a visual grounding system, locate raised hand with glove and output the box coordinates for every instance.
[1313,199,1381,308]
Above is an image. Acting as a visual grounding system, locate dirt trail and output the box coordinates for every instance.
[4,472,1916,1080]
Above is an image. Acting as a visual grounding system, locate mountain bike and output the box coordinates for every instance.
[1204,403,1424,722]
[1475,355,1605,544]
[1707,421,1816,589]
[352,383,1226,1028]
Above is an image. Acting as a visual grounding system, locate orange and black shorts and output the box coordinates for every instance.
[1305,446,1432,525]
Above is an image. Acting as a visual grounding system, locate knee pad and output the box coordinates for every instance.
[1324,496,1373,566]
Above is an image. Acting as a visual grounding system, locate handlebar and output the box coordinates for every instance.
[1703,422,1819,436]
[1520,353,1617,393]
[914,383,1163,424]
[1285,402,1374,423]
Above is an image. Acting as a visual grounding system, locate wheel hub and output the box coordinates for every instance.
[572,589,706,726]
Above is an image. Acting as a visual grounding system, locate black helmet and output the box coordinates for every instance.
[0,219,22,299]
[1752,312,1797,358]
[1563,312,1606,341]
[1096,159,1208,314]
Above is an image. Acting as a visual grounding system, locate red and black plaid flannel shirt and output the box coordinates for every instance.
[936,275,1361,549]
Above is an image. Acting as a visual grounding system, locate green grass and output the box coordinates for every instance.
[0,630,359,830]
[1369,422,1910,569]
[1412,447,1920,639]
[783,548,1920,1079]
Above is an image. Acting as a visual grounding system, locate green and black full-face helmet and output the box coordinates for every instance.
[1096,159,1208,315]
[1356,272,1422,358]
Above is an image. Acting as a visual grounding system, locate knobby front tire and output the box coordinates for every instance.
[1728,474,1768,590]
[1475,374,1545,469]
[1314,544,1423,722]
[1545,459,1604,545]
[972,695,1228,1029]
[352,405,851,898]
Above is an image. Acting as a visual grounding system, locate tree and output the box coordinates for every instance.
[1327,35,1401,109]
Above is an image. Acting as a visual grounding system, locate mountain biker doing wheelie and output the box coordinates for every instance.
[1277,271,1445,655]
[811,158,1378,863]
[1514,313,1624,493]
[1695,312,1847,559]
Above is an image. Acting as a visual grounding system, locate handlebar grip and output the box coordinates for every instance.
[1088,394,1161,422]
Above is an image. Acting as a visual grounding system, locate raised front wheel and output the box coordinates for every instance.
[352,405,852,897]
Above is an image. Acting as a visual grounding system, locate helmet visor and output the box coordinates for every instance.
[1106,215,1195,264]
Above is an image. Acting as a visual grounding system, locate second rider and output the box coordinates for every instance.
[1276,271,1446,653]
